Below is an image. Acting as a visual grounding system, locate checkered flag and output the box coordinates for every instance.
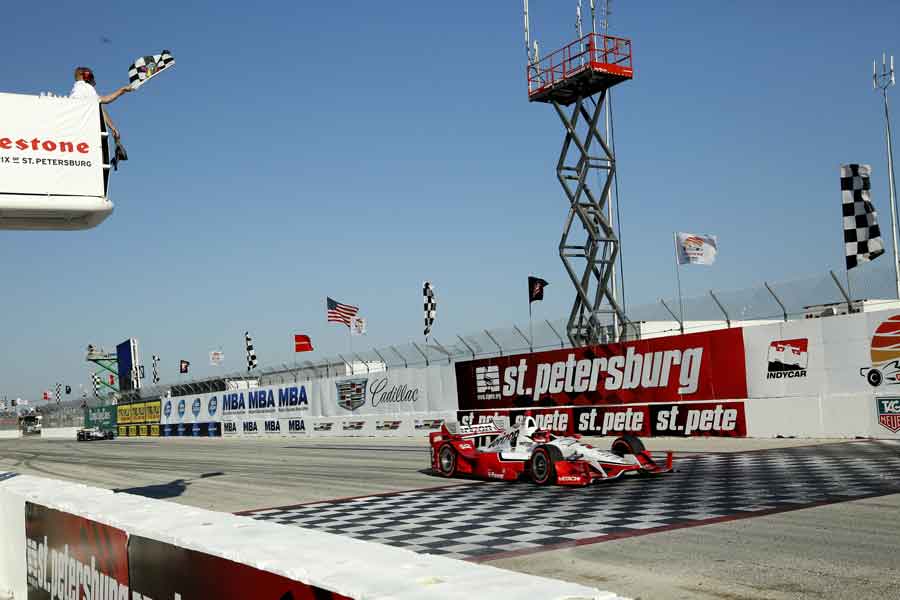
[245,332,258,372]
[128,50,175,89]
[90,373,100,398]
[841,164,885,269]
[55,383,61,404]
[152,354,160,384]
[423,281,436,339]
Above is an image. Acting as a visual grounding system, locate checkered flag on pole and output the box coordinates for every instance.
[55,383,61,404]
[90,373,100,398]
[423,281,436,339]
[841,164,885,269]
[151,355,160,384]
[245,332,258,372]
[128,50,175,89]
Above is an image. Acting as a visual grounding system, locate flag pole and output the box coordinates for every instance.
[673,232,685,335]
[529,301,534,351]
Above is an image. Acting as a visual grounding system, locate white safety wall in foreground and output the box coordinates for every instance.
[0,473,621,600]
[742,308,900,438]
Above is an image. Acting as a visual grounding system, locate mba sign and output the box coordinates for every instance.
[220,385,309,416]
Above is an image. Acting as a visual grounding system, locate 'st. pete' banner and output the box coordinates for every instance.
[455,328,747,410]
[458,401,747,437]
[0,93,106,197]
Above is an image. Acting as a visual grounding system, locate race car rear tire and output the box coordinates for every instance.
[529,445,563,485]
[611,434,645,457]
[436,443,458,477]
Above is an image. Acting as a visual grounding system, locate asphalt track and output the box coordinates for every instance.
[2,435,899,599]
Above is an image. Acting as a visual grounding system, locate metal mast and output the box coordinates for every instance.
[875,53,899,299]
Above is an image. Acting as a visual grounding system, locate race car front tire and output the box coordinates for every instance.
[611,433,646,457]
[436,443,458,477]
[529,445,563,485]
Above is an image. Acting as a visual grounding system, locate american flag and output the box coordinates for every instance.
[327,297,359,327]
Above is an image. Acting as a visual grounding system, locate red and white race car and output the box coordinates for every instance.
[429,417,672,486]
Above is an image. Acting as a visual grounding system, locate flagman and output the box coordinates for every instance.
[69,67,132,141]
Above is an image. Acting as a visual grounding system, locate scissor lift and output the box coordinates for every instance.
[527,33,633,346]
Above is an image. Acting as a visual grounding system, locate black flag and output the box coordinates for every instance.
[528,276,548,303]
[179,360,190,374]
[65,385,71,395]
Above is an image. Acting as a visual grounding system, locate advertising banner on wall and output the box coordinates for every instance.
[117,400,161,437]
[456,328,747,411]
[0,93,106,198]
[458,401,747,437]
[84,405,117,432]
[127,536,351,599]
[160,394,222,437]
[25,502,130,599]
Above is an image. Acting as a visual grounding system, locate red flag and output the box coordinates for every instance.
[42,391,49,401]
[108,374,115,385]
[294,334,314,353]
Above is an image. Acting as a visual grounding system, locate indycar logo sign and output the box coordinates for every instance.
[767,339,808,379]
[876,397,900,433]
[456,328,747,409]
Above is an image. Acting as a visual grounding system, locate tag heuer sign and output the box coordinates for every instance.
[877,396,900,433]
[336,378,367,411]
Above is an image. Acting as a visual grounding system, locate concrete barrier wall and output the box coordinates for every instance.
[0,473,621,600]
[38,427,79,440]
[0,431,21,440]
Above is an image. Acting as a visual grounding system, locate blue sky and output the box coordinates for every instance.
[1,1,898,401]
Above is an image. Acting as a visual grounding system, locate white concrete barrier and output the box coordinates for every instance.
[37,427,79,440]
[0,473,624,600]
[0,431,21,440]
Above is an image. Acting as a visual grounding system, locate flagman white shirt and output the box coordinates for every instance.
[70,80,99,101]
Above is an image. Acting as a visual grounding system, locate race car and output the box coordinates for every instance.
[429,417,672,486]
[76,427,115,441]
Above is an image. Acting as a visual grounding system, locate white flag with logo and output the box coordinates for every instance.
[675,232,718,265]
[350,316,367,336]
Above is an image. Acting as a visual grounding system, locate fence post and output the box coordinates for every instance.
[545,320,565,348]
[457,336,476,360]
[372,348,390,371]
[709,290,731,328]
[484,329,503,356]
[764,281,788,322]
[430,337,453,365]
[411,342,429,367]
[353,353,370,374]
[336,353,353,375]
[512,325,532,352]
[829,270,854,313]
[390,346,408,369]
[659,299,684,335]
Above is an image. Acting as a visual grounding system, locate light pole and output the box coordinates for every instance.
[875,53,899,298]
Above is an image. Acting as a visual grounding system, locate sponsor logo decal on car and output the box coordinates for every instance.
[767,339,808,379]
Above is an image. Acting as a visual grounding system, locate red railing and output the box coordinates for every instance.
[527,33,633,96]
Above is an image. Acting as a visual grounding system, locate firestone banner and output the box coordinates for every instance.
[456,328,747,411]
[0,93,106,197]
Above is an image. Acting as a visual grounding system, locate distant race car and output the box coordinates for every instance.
[429,417,672,486]
[76,427,114,441]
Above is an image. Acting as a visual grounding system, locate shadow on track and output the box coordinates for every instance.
[114,471,224,500]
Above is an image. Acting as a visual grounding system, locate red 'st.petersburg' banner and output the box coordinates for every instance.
[25,503,130,599]
[456,328,747,410]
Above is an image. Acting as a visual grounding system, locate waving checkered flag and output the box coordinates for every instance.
[151,354,160,384]
[90,373,100,398]
[423,281,436,339]
[128,50,175,89]
[55,383,61,404]
[245,332,258,372]
[841,164,885,269]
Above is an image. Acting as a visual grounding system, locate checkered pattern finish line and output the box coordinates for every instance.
[244,441,900,561]
[841,163,885,269]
